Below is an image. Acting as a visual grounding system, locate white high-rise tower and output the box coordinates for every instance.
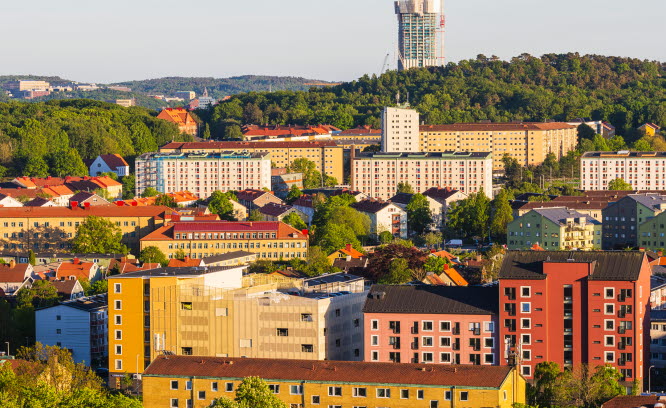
[395,0,445,71]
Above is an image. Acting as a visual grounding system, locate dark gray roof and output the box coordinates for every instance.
[40,294,107,312]
[532,207,601,225]
[499,251,647,281]
[651,274,666,290]
[112,265,243,278]
[389,192,413,205]
[202,251,255,264]
[355,151,492,159]
[627,194,666,210]
[303,272,364,286]
[24,197,52,207]
[351,200,394,214]
[363,285,498,315]
[651,310,666,322]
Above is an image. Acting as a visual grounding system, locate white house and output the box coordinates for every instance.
[35,294,107,366]
[88,154,129,178]
[390,187,468,228]
[0,193,23,207]
[350,199,407,239]
[0,261,34,296]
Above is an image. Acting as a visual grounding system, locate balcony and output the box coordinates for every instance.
[411,326,419,335]
[452,342,460,351]
[411,342,419,350]
[618,327,626,334]
[618,359,627,367]
[392,342,401,350]
[618,343,626,350]
[472,327,481,336]
[618,294,626,302]
[452,327,460,335]
[618,311,626,318]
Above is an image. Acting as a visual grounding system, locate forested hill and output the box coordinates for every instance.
[196,53,666,141]
[112,75,331,99]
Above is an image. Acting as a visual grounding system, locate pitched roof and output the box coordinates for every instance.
[626,194,666,210]
[157,108,196,125]
[69,192,110,205]
[161,141,339,151]
[420,122,575,132]
[241,124,339,137]
[141,221,307,241]
[389,192,413,205]
[235,189,274,202]
[430,250,458,262]
[24,197,55,207]
[51,280,83,298]
[441,265,468,286]
[144,355,514,389]
[530,207,601,225]
[56,261,95,280]
[0,205,171,219]
[363,285,498,315]
[98,154,128,170]
[499,251,647,281]
[258,202,294,217]
[601,395,660,408]
[0,263,31,283]
[336,126,381,136]
[336,245,364,259]
[167,257,203,268]
[292,194,315,209]
[110,265,242,279]
[423,187,462,202]
[350,199,396,214]
[202,251,255,264]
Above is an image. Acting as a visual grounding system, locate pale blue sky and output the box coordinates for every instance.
[0,0,663,83]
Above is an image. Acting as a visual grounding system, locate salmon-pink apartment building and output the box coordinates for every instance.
[363,285,499,365]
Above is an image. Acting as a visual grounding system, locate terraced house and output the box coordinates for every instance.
[141,356,526,408]
[507,207,602,250]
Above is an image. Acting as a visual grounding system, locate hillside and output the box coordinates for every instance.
[196,53,666,142]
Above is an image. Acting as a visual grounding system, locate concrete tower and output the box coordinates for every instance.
[395,0,444,71]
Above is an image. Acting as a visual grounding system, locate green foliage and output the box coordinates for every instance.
[207,191,238,221]
[230,376,288,408]
[289,158,323,189]
[78,278,92,296]
[406,193,432,235]
[423,231,443,247]
[366,243,427,281]
[301,246,340,277]
[424,256,446,273]
[139,246,169,266]
[16,280,60,309]
[379,258,413,284]
[490,189,514,240]
[140,187,160,198]
[248,209,263,221]
[71,216,129,254]
[49,148,88,177]
[607,178,633,190]
[577,123,596,139]
[396,182,415,194]
[154,194,178,208]
[285,185,302,203]
[23,156,49,177]
[447,190,491,240]
[378,231,394,244]
[89,280,108,295]
[247,260,280,275]
[282,212,307,230]
[28,249,36,266]
[314,223,363,255]
[121,175,135,200]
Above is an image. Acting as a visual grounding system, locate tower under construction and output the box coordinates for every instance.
[394,0,445,71]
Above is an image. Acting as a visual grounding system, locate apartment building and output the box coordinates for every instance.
[350,199,407,239]
[650,310,666,373]
[363,285,499,366]
[107,268,366,385]
[602,194,666,249]
[498,251,651,389]
[420,122,577,170]
[381,106,420,152]
[507,207,602,250]
[142,356,526,408]
[159,140,344,183]
[352,151,493,200]
[581,151,666,191]
[135,151,271,198]
[6,80,50,91]
[0,205,172,252]
[139,220,309,260]
[35,294,107,366]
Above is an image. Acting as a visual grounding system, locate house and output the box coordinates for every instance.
[435,264,468,286]
[201,251,257,267]
[257,202,306,223]
[88,154,129,178]
[156,108,198,136]
[351,199,407,239]
[68,192,111,206]
[55,259,101,282]
[332,256,369,274]
[167,256,204,268]
[51,279,85,300]
[108,257,161,274]
[638,123,661,136]
[327,244,364,263]
[235,189,283,210]
[649,310,666,374]
[24,197,57,207]
[291,194,315,225]
[122,191,199,207]
[0,193,23,208]
[302,187,368,201]
[0,261,33,296]
[12,176,122,201]
[270,169,303,199]
[390,187,467,227]
[601,395,662,408]
[35,294,107,365]
[651,274,666,309]
[507,207,602,250]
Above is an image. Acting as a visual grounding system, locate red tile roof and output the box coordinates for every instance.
[420,122,576,132]
[142,221,307,241]
[143,355,514,388]
[601,395,660,408]
[336,126,381,136]
[167,257,203,267]
[0,205,171,219]
[0,263,31,283]
[258,203,294,217]
[98,154,129,170]
[157,108,196,125]
[241,124,339,137]
[56,261,95,280]
[160,140,338,151]
[441,265,468,286]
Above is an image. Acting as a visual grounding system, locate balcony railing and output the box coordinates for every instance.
[411,342,419,350]
[618,327,626,334]
[472,327,481,336]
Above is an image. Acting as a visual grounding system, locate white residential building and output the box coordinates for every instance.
[352,151,493,200]
[580,151,666,191]
[390,187,468,228]
[89,154,130,177]
[381,106,420,152]
[35,294,107,365]
[351,199,407,239]
[135,151,272,199]
[0,193,24,207]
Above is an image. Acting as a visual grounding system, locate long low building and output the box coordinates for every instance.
[140,220,309,260]
[352,151,493,200]
[158,140,344,184]
[135,151,271,198]
[141,355,526,408]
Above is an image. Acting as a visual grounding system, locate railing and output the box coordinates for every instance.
[452,327,460,335]
[618,327,626,334]
[411,342,419,350]
[472,327,481,336]
[452,342,460,351]
[618,311,626,318]
[618,343,626,350]
[411,326,419,334]
[392,343,401,350]
[618,294,626,302]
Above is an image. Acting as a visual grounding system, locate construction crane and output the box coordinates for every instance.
[379,53,390,76]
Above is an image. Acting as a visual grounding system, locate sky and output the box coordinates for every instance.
[0,0,663,84]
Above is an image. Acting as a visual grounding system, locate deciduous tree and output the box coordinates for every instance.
[139,246,169,266]
[71,216,128,254]
[607,178,632,190]
[406,194,432,235]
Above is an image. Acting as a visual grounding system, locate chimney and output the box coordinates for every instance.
[345,243,352,252]
[8,259,16,268]
[73,257,80,265]
[83,202,91,209]
[443,264,449,270]
[70,201,78,209]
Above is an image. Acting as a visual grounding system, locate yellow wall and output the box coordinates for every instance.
[142,371,526,408]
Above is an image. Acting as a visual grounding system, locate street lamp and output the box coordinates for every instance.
[649,365,655,394]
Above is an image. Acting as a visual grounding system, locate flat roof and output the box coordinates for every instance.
[109,265,244,279]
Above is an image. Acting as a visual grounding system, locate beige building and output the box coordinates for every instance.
[352,151,493,200]
[140,220,309,260]
[135,151,272,198]
[580,151,666,191]
[419,122,577,170]
[381,106,420,152]
[107,268,366,384]
[159,141,345,184]
[0,205,172,252]
[6,80,50,91]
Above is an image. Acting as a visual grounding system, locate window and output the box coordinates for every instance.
[114,300,122,310]
[181,302,193,310]
[211,382,218,392]
[170,398,179,408]
[430,401,439,408]
[115,345,122,355]
[460,391,469,401]
[417,390,424,399]
[422,321,434,331]
[115,315,122,325]
[277,328,289,336]
[522,334,531,344]
[522,365,531,376]
[185,381,192,391]
[225,383,234,392]
[115,359,122,370]
[56,315,61,320]
[311,396,320,404]
[114,330,122,340]
[440,352,451,363]
[371,335,379,346]
[371,319,378,330]
[485,353,495,364]
[521,302,531,313]
[56,329,61,334]
[422,336,434,347]
[302,344,313,353]
[352,387,366,397]
[198,391,206,400]
[290,385,303,395]
[521,318,531,329]
[328,386,342,396]
[376,388,391,398]
[521,286,531,297]
[605,288,615,299]
[440,321,451,331]
[440,337,451,347]
[484,338,494,348]
[522,350,531,361]
[445,391,452,400]
[240,339,253,348]
[400,389,409,399]
[301,313,313,322]
[171,380,179,390]
[268,384,280,394]
[181,347,193,355]
[605,304,615,315]
[605,320,615,331]
[605,335,615,346]
[113,283,121,293]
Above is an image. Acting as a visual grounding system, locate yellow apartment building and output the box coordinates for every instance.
[142,356,526,408]
[419,122,577,170]
[140,220,309,260]
[108,268,367,388]
[0,205,173,252]
[158,141,345,184]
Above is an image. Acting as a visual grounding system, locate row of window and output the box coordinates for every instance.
[370,320,494,333]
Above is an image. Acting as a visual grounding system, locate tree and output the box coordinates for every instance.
[424,256,446,273]
[314,223,362,254]
[232,377,287,408]
[208,190,238,221]
[49,148,88,177]
[282,212,307,230]
[90,280,108,295]
[28,249,36,266]
[203,123,212,140]
[577,123,596,139]
[247,260,280,274]
[366,243,427,281]
[447,190,491,240]
[210,397,240,408]
[141,187,160,198]
[71,216,129,254]
[289,158,322,189]
[139,246,169,266]
[632,138,652,151]
[362,144,380,152]
[302,246,340,277]
[406,194,432,235]
[423,231,443,247]
[23,156,49,177]
[502,154,522,188]
[378,231,394,244]
[379,258,413,284]
[174,248,187,259]
[396,182,415,194]
[78,278,92,296]
[285,185,302,203]
[154,194,178,208]
[530,362,561,407]
[16,280,60,309]
[490,189,514,240]
[121,175,136,200]
[248,209,263,221]
[607,178,632,190]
